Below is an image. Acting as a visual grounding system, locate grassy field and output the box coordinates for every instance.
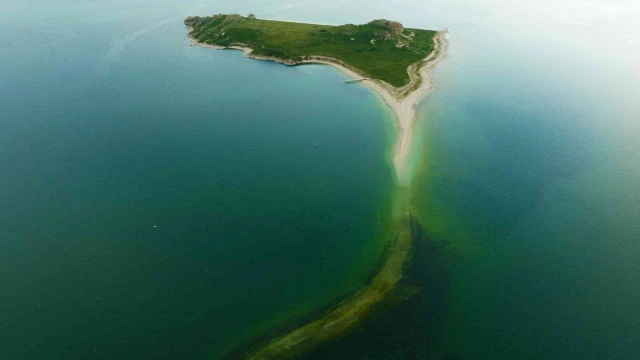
[188,15,437,87]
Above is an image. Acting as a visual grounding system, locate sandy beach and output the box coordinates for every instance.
[188,29,448,184]
[301,32,448,184]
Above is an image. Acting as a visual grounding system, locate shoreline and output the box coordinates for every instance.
[188,28,449,184]
[302,32,448,184]
[186,25,447,359]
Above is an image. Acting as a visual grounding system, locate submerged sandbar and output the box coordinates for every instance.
[185,14,448,359]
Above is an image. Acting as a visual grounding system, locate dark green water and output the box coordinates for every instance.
[0,5,397,359]
[2,1,640,359]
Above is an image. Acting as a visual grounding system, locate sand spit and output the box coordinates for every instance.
[188,29,448,184]
[187,25,448,359]
[301,32,448,184]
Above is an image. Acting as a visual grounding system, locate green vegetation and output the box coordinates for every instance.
[186,14,437,87]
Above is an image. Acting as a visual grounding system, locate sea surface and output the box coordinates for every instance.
[1,1,639,359]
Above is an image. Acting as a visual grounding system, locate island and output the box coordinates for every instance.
[184,14,448,359]
[185,14,448,184]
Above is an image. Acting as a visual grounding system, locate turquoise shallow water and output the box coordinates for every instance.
[2,1,640,359]
[408,33,640,358]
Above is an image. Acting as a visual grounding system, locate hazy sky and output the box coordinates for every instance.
[2,0,638,80]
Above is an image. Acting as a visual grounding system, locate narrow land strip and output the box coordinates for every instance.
[186,19,448,359]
